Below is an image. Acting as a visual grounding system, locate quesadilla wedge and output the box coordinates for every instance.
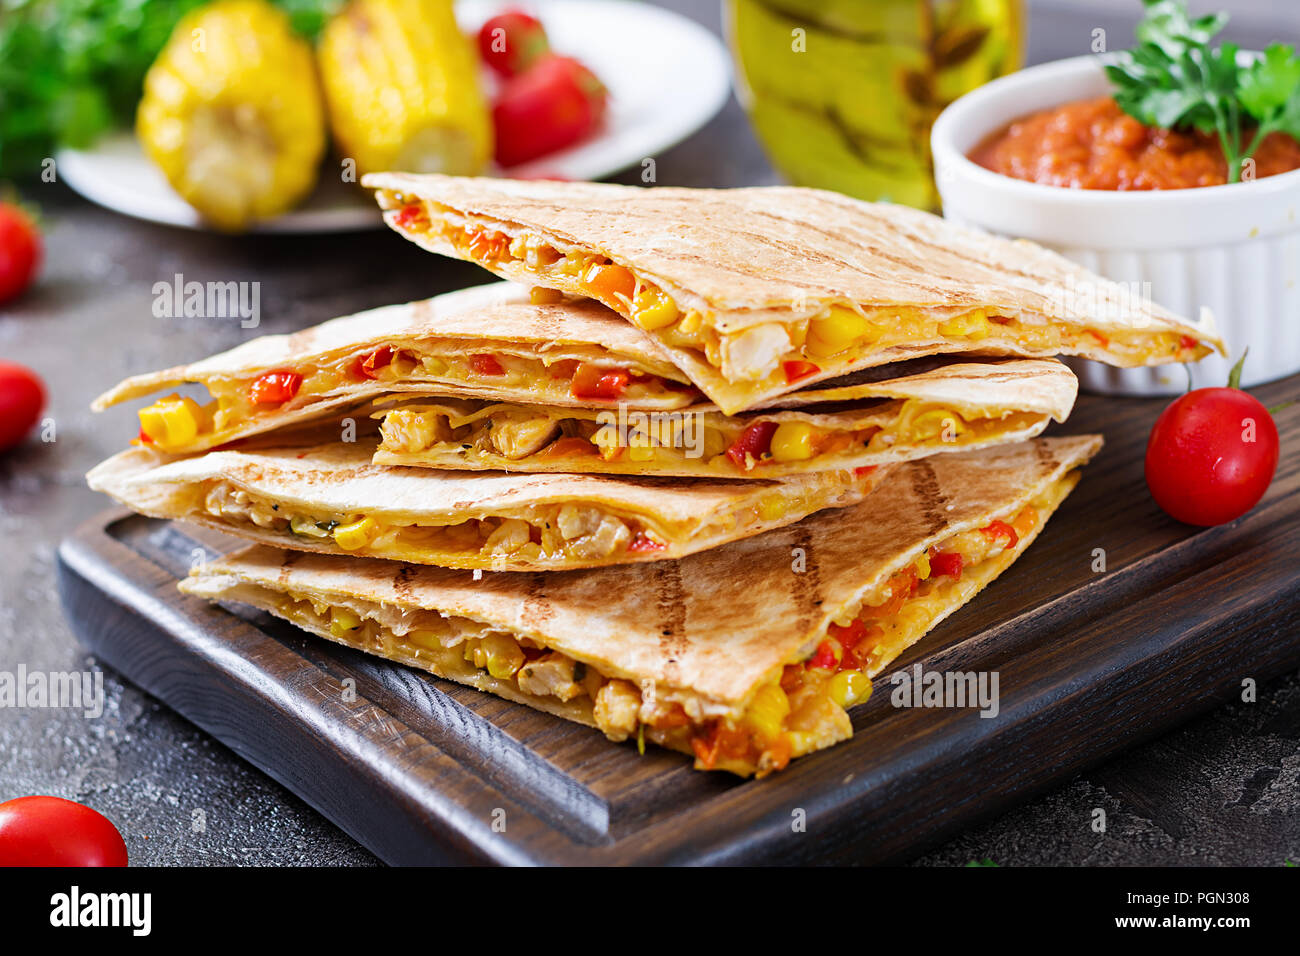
[87,440,884,571]
[91,282,699,455]
[181,435,1102,776]
[364,173,1223,414]
[374,357,1077,478]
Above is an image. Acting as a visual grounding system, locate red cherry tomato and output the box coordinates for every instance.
[0,361,45,451]
[1145,386,1280,526]
[0,796,128,867]
[477,9,550,77]
[492,55,608,167]
[0,203,41,304]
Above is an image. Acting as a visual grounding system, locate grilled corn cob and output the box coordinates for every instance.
[136,0,326,231]
[318,0,491,178]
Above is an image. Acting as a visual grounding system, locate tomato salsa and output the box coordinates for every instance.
[970,95,1300,190]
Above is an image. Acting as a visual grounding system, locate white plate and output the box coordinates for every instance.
[57,0,732,233]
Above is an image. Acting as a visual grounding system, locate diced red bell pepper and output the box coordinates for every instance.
[853,465,877,478]
[467,228,510,261]
[859,567,918,618]
[782,360,820,384]
[627,532,666,553]
[725,420,778,467]
[1179,334,1200,351]
[807,638,842,671]
[570,362,630,400]
[470,353,506,376]
[248,370,302,405]
[980,519,1019,548]
[830,618,883,671]
[354,346,394,380]
[394,204,426,229]
[929,550,964,579]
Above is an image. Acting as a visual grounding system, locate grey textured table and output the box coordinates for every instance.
[2,0,1297,866]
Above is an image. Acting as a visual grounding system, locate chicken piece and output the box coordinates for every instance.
[516,653,585,702]
[593,680,641,741]
[487,412,561,459]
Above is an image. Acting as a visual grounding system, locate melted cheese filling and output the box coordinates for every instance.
[376,398,1046,477]
[187,477,836,569]
[135,343,689,453]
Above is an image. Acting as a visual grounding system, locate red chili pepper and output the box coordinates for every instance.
[725,420,778,467]
[627,533,666,553]
[980,519,1019,548]
[470,353,506,376]
[354,346,394,380]
[570,362,630,400]
[248,370,302,405]
[782,360,820,384]
[929,550,964,579]
[492,55,608,167]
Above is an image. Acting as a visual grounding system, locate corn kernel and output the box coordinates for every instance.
[329,607,361,638]
[333,516,378,550]
[770,421,815,461]
[138,394,209,449]
[938,310,990,339]
[529,286,565,305]
[915,551,931,580]
[757,494,786,521]
[627,442,656,462]
[468,633,525,679]
[407,629,443,651]
[677,310,704,336]
[807,305,869,357]
[745,683,790,741]
[828,671,872,708]
[631,288,680,331]
[907,407,966,442]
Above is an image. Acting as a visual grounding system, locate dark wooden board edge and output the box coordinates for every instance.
[57,494,1300,865]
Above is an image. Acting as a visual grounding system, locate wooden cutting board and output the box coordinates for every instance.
[56,376,1300,865]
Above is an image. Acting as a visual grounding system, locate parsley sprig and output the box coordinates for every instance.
[1105,0,1300,184]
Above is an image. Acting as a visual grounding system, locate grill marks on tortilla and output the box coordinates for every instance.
[786,525,824,635]
[653,562,688,680]
[520,572,554,629]
[908,458,952,538]
[392,565,416,601]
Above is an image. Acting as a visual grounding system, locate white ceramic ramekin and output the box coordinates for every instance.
[931,54,1300,394]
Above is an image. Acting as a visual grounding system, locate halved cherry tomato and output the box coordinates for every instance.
[354,346,394,380]
[470,353,506,376]
[783,360,820,384]
[248,370,302,405]
[570,362,630,399]
[627,532,666,553]
[0,796,127,866]
[980,519,1018,548]
[929,550,963,579]
[725,420,778,467]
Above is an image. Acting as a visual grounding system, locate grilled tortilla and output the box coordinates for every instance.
[364,173,1224,414]
[87,439,883,571]
[181,435,1101,776]
[91,282,698,455]
[374,357,1077,478]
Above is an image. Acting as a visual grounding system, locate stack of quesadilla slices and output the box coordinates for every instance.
[88,176,1223,777]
